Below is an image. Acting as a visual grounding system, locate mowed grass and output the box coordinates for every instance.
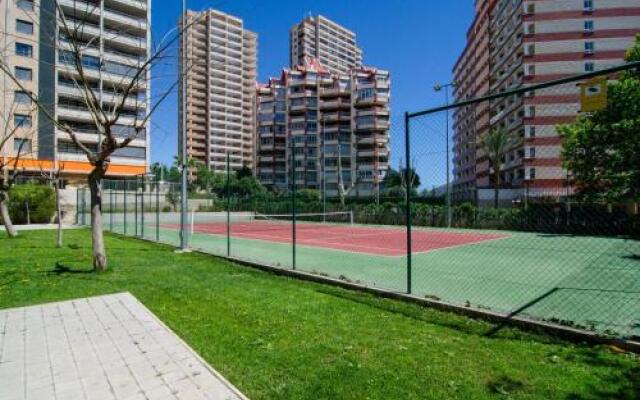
[0,229,638,399]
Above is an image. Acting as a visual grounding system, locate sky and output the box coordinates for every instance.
[150,0,474,188]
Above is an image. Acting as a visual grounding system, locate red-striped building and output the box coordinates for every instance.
[453,0,640,204]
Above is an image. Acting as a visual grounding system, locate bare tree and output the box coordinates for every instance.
[0,100,37,237]
[39,162,64,248]
[0,1,196,269]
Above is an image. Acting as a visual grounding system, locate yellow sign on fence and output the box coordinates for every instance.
[580,76,608,112]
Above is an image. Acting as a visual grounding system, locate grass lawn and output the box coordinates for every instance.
[1,229,638,399]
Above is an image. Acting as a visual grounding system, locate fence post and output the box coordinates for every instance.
[109,186,113,231]
[291,147,297,271]
[226,151,231,257]
[134,180,139,237]
[75,188,79,225]
[82,188,87,226]
[141,177,145,238]
[156,180,160,241]
[123,182,127,235]
[405,112,412,294]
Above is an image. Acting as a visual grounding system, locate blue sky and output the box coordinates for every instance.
[150,0,473,187]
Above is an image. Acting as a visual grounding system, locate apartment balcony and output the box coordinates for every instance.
[355,121,389,131]
[104,7,147,32]
[290,90,316,98]
[57,83,145,109]
[357,135,389,145]
[104,28,147,52]
[56,128,146,148]
[320,99,351,110]
[354,94,389,107]
[320,87,349,97]
[59,0,99,19]
[105,0,147,13]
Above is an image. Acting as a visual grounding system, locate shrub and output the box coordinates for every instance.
[8,184,56,224]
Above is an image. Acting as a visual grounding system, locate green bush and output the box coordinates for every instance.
[8,184,56,224]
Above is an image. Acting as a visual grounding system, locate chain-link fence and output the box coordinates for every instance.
[78,62,640,342]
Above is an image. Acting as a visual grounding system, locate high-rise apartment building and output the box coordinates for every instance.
[290,15,363,76]
[453,0,640,203]
[0,0,151,182]
[256,58,390,197]
[181,9,257,173]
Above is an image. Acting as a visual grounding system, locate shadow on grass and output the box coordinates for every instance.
[565,353,640,399]
[315,286,551,342]
[48,262,95,275]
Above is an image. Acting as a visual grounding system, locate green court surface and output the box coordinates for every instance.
[105,215,640,339]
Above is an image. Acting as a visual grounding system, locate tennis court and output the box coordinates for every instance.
[101,210,640,339]
[163,213,508,256]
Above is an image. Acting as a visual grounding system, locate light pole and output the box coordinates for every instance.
[179,0,189,250]
[434,82,455,228]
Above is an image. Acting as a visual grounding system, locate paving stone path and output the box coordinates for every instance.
[0,293,247,400]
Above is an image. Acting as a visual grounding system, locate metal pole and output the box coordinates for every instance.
[445,87,452,228]
[226,151,230,257]
[405,112,412,294]
[291,145,297,270]
[179,0,189,250]
[156,180,160,241]
[75,188,79,225]
[134,180,138,237]
[123,182,127,235]
[322,117,326,222]
[141,177,145,238]
[109,187,113,231]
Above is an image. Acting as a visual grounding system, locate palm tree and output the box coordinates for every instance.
[480,127,521,208]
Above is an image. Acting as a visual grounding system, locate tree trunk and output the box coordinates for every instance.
[89,167,107,271]
[55,182,63,248]
[0,191,17,238]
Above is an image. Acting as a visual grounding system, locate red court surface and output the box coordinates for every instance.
[166,221,509,256]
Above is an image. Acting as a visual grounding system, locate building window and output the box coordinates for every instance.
[14,91,31,105]
[585,62,595,72]
[584,20,594,32]
[15,66,32,81]
[584,0,594,11]
[529,168,536,180]
[16,0,34,10]
[13,138,32,154]
[15,42,33,57]
[14,114,32,128]
[16,19,33,35]
[529,147,536,158]
[584,41,595,54]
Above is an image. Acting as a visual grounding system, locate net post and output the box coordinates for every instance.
[156,179,160,241]
[405,111,413,295]
[226,151,231,257]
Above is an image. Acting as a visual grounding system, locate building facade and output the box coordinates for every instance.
[256,58,390,198]
[290,15,363,76]
[0,0,151,182]
[181,9,257,173]
[453,0,640,204]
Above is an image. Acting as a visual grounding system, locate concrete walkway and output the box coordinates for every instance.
[0,293,247,400]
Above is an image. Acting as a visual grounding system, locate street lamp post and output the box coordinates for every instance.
[434,82,455,228]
